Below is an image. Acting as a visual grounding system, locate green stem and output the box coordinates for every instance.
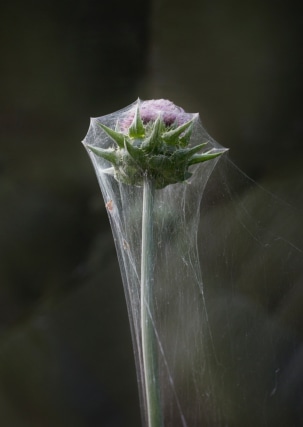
[141,176,163,427]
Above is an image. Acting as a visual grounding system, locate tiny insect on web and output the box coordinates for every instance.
[105,199,113,212]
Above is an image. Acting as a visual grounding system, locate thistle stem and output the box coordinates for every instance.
[141,176,163,427]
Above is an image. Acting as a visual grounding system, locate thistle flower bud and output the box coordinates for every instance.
[86,99,227,189]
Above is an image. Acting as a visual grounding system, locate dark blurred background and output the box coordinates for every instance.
[0,0,302,426]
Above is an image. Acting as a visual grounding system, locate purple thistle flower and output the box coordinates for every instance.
[87,98,227,189]
[119,99,194,132]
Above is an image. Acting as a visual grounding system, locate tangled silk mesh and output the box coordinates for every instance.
[83,100,303,427]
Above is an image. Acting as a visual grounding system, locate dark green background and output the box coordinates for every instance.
[0,0,302,426]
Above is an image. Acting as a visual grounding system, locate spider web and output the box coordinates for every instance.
[83,101,303,427]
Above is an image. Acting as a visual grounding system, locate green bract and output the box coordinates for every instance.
[87,104,226,189]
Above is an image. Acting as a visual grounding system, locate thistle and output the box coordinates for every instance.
[86,99,227,189]
[83,99,228,427]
